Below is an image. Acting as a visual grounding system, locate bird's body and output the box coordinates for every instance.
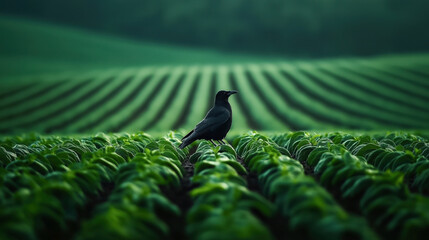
[179,90,237,149]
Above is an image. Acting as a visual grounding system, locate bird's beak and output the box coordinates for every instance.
[227,90,238,96]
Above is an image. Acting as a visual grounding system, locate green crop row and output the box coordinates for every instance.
[234,132,377,240]
[0,132,187,239]
[76,138,185,240]
[338,133,429,194]
[273,131,429,239]
[1,60,429,134]
[186,142,274,240]
[273,131,429,194]
[1,131,429,240]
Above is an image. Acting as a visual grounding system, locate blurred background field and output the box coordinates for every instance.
[0,0,428,135]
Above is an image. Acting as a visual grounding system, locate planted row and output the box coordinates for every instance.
[0,132,158,239]
[338,133,429,194]
[187,141,274,240]
[77,136,186,240]
[3,60,429,134]
[274,131,429,194]
[234,132,377,240]
[273,132,429,239]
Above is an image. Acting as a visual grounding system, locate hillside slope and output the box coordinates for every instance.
[0,15,274,77]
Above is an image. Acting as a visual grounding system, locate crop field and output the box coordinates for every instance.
[1,131,429,240]
[1,58,429,135]
[1,16,429,135]
[2,14,429,240]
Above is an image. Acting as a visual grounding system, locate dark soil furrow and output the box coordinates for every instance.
[172,73,202,130]
[16,77,114,131]
[0,82,37,101]
[79,74,152,132]
[111,74,170,132]
[244,71,301,130]
[205,72,216,114]
[0,80,64,110]
[340,66,429,102]
[360,65,429,90]
[299,68,425,128]
[396,66,429,80]
[0,79,90,122]
[228,72,263,130]
[262,71,361,129]
[143,73,187,130]
[320,67,429,112]
[46,76,133,133]
[276,70,403,128]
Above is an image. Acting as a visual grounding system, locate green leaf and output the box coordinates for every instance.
[353,143,380,156]
[307,147,328,167]
[190,182,229,198]
[342,175,373,199]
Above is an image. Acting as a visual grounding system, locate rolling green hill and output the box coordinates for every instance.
[1,16,429,135]
[0,15,276,77]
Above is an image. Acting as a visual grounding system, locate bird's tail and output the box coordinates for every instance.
[178,141,187,149]
[179,133,196,149]
[179,138,192,149]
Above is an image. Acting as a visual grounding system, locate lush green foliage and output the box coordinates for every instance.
[1,131,429,239]
[187,142,273,240]
[234,132,377,239]
[0,132,185,239]
[273,131,429,239]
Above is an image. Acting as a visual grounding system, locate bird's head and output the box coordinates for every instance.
[215,90,238,102]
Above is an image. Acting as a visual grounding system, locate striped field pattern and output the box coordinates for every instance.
[1,57,429,134]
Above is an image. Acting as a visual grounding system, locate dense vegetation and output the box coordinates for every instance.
[1,131,429,239]
[2,0,429,56]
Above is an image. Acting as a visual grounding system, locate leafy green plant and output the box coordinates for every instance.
[1,131,429,239]
[274,131,429,239]
[187,141,274,240]
[236,132,377,240]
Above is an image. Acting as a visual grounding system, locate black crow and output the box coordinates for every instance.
[179,90,238,149]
